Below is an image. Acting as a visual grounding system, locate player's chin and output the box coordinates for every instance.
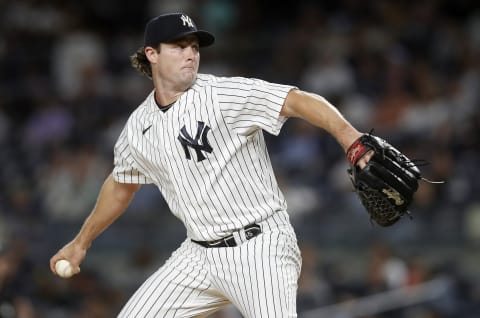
[180,69,197,85]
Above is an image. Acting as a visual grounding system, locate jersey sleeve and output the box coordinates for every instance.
[217,77,295,136]
[112,125,153,184]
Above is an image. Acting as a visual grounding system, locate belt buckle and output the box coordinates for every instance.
[245,229,255,239]
[245,224,261,239]
[196,224,261,248]
[233,224,261,245]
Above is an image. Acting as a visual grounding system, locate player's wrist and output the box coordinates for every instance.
[334,123,363,153]
[72,236,92,251]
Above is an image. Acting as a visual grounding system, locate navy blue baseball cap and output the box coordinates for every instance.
[144,13,215,47]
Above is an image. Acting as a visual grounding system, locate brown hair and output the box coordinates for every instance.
[130,46,159,79]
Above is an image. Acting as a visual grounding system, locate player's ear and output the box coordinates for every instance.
[145,45,160,63]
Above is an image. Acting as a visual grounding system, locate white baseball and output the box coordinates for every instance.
[55,259,74,278]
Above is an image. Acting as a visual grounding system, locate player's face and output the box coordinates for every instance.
[156,36,200,90]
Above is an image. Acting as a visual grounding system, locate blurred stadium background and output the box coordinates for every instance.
[0,0,479,317]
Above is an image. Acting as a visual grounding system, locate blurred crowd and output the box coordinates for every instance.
[0,0,479,317]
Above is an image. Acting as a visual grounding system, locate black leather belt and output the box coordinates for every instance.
[192,223,262,248]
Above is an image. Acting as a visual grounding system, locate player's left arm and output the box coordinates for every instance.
[281,89,363,152]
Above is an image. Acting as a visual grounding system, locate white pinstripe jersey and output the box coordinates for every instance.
[113,74,295,241]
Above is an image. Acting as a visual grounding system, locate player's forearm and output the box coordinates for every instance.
[73,174,140,250]
[282,89,362,150]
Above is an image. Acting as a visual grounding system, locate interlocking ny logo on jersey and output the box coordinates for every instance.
[178,121,213,162]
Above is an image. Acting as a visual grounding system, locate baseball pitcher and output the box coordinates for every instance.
[50,13,396,317]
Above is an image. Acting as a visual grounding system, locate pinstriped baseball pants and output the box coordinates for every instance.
[117,211,302,317]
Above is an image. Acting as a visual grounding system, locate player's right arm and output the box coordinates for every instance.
[50,173,141,277]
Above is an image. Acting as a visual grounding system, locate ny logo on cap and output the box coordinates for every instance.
[181,14,194,28]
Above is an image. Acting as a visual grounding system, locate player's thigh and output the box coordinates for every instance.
[118,240,230,318]
[208,228,302,318]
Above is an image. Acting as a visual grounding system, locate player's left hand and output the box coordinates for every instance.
[346,133,422,226]
[355,150,374,169]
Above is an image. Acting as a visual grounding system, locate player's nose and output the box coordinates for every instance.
[184,46,198,59]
